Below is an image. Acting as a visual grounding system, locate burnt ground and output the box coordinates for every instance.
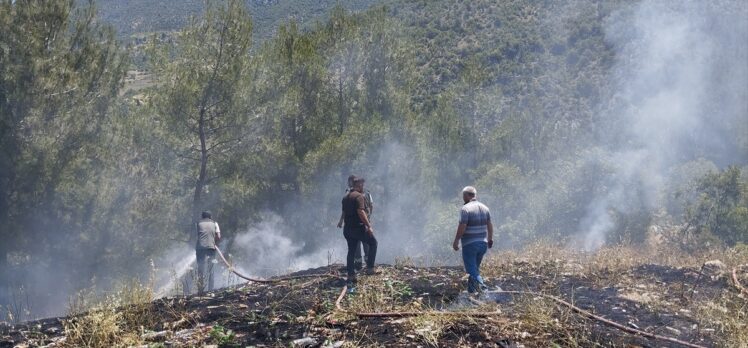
[1,260,746,348]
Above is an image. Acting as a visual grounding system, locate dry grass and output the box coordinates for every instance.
[62,279,155,348]
[36,238,748,347]
[406,313,449,347]
[479,239,748,347]
[696,295,748,347]
[483,238,748,280]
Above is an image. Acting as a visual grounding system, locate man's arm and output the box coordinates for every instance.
[215,222,221,242]
[487,221,494,248]
[358,208,373,236]
[453,223,466,251]
[337,211,344,228]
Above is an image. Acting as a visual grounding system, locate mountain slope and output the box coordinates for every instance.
[95,0,381,41]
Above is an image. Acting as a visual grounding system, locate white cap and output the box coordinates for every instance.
[462,186,477,195]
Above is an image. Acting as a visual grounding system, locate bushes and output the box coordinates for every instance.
[683,166,748,245]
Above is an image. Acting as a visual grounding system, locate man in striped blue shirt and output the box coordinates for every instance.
[452,186,494,293]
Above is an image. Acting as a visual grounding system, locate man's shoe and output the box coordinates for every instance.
[364,267,381,275]
[346,280,357,294]
[467,277,479,294]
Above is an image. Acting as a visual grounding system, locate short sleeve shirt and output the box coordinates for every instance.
[342,191,366,226]
[459,199,490,246]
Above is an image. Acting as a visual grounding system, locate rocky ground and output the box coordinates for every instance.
[2,249,747,348]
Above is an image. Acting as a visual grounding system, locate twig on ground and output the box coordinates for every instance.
[497,290,707,348]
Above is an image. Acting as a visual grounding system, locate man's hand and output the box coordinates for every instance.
[488,239,494,249]
[454,224,466,251]
[366,226,375,237]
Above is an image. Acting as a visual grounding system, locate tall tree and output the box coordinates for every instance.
[0,0,126,318]
[148,0,253,229]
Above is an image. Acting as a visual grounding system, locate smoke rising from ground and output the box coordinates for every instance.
[4,0,747,320]
[578,0,748,248]
[231,212,340,276]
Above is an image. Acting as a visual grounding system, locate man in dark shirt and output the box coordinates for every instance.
[195,211,221,295]
[341,176,379,291]
[337,174,374,270]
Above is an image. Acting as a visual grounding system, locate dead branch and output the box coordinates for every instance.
[334,285,707,348]
[497,290,707,348]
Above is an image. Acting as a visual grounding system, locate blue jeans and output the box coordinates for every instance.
[462,241,487,292]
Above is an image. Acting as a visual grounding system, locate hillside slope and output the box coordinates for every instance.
[95,0,381,41]
[3,245,746,347]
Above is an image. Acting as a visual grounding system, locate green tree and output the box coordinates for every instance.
[0,0,126,319]
[684,166,748,245]
[147,0,254,229]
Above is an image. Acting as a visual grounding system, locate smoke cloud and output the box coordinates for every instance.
[578,0,748,248]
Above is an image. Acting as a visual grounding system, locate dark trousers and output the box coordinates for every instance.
[353,240,370,267]
[196,248,216,294]
[344,225,377,279]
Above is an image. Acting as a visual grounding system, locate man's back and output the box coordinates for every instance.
[460,200,490,246]
[342,191,365,227]
[196,218,218,250]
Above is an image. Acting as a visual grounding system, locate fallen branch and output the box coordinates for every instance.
[496,290,707,348]
[215,247,342,283]
[334,286,706,348]
[732,268,748,296]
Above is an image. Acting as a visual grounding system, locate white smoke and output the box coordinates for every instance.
[578,0,748,248]
[231,212,343,277]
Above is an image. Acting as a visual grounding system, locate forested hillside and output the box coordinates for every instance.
[1,0,746,324]
[94,0,380,41]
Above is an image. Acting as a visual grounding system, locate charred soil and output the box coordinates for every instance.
[2,248,747,348]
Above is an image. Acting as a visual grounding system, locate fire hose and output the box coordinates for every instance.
[213,247,342,283]
[210,244,726,348]
[334,286,708,348]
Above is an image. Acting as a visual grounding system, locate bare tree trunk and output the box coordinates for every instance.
[192,107,209,223]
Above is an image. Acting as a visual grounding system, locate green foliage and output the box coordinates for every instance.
[0,0,128,317]
[1,0,746,320]
[684,166,748,245]
[96,0,381,42]
[147,0,254,224]
[209,324,238,347]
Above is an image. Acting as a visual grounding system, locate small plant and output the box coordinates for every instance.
[209,324,239,347]
[386,280,413,299]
